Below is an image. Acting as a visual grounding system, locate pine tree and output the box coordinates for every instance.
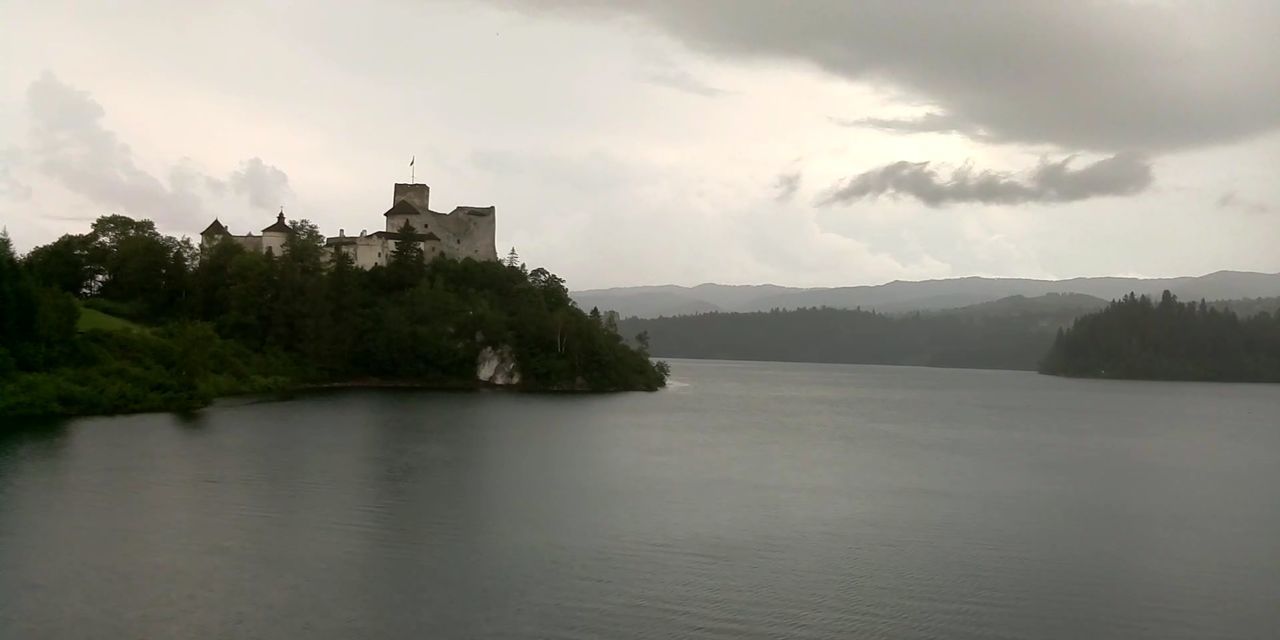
[0,230,39,350]
[390,220,424,265]
[388,220,425,287]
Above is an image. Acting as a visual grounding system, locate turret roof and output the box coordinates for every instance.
[262,211,293,234]
[383,200,422,217]
[201,218,229,236]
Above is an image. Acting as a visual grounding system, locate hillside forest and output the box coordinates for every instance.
[0,216,667,419]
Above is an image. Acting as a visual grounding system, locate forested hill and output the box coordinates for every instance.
[618,292,1280,375]
[0,216,666,419]
[618,295,1102,371]
[1040,292,1280,382]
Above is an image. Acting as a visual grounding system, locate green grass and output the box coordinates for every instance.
[77,306,144,333]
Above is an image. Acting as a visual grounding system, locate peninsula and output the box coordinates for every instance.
[0,182,667,419]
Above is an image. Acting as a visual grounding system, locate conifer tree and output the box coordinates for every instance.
[388,220,425,287]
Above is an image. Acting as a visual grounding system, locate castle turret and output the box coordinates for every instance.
[200,219,229,249]
[261,209,293,255]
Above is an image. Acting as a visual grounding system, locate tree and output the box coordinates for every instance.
[191,238,246,320]
[505,247,520,268]
[528,267,570,307]
[387,220,425,288]
[4,214,668,419]
[282,218,326,273]
[0,230,38,350]
[90,215,161,251]
[635,330,651,354]
[24,233,98,295]
[1039,289,1280,382]
[0,231,79,372]
[65,214,196,318]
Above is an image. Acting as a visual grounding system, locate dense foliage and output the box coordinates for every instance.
[1039,291,1280,381]
[618,300,1092,371]
[0,217,665,419]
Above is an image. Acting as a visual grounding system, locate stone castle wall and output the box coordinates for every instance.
[201,182,497,266]
[388,183,497,262]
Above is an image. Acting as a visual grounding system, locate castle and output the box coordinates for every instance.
[199,183,497,266]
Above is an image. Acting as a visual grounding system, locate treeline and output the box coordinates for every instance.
[1039,291,1280,381]
[0,216,665,418]
[619,304,1082,371]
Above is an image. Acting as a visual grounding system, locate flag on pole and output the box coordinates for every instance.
[410,156,415,167]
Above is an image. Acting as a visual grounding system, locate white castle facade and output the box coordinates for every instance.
[200,183,497,266]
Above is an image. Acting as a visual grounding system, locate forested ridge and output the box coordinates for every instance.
[619,302,1085,371]
[1040,291,1280,381]
[0,215,666,419]
[620,291,1280,382]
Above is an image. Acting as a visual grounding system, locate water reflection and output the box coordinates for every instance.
[2,362,1279,639]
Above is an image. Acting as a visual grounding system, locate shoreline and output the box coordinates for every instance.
[2,376,662,423]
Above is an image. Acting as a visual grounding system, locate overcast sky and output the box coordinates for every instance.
[2,1,1278,289]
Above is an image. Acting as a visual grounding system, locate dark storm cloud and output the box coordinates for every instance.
[491,1,1280,152]
[819,153,1153,208]
[24,72,290,223]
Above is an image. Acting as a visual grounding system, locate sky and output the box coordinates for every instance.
[2,0,1278,290]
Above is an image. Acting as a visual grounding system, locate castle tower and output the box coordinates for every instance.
[200,218,229,249]
[261,209,293,255]
[393,183,430,212]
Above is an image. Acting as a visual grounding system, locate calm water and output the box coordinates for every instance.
[2,360,1279,639]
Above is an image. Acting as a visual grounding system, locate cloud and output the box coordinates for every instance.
[834,112,987,139]
[25,71,196,220]
[819,153,1153,207]
[22,72,289,225]
[773,172,800,202]
[635,51,729,97]
[490,1,1280,152]
[642,66,728,97]
[1217,191,1273,214]
[229,157,292,210]
[0,149,31,201]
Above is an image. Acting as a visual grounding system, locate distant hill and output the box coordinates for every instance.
[1041,292,1280,382]
[572,283,793,318]
[617,291,1280,372]
[1212,296,1280,318]
[618,295,1079,371]
[929,293,1108,319]
[575,271,1280,318]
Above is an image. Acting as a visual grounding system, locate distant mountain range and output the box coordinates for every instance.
[575,271,1280,318]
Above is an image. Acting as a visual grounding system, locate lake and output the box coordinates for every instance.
[2,360,1279,639]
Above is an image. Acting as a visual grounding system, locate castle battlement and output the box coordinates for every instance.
[200,182,497,267]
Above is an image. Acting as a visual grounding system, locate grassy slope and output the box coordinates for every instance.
[77,307,144,333]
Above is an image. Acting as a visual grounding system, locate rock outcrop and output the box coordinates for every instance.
[476,346,521,386]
